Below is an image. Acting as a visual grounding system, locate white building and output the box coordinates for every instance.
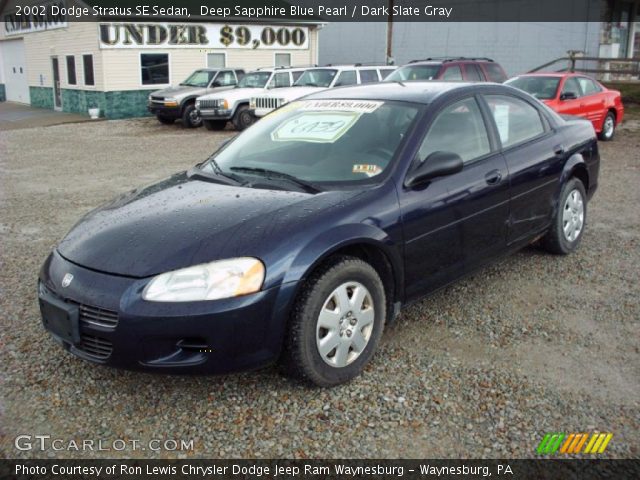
[0,0,322,117]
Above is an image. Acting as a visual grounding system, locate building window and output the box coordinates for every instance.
[66,56,76,85]
[207,53,225,68]
[141,53,169,85]
[275,53,291,67]
[83,54,95,86]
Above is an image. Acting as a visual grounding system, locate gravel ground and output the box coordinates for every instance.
[0,116,638,459]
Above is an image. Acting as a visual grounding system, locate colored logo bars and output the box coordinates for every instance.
[537,432,613,455]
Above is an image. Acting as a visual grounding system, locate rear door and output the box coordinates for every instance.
[481,94,562,244]
[576,76,607,130]
[400,95,510,300]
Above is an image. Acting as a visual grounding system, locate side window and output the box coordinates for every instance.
[359,69,379,83]
[417,97,491,164]
[465,64,483,81]
[442,65,463,80]
[484,63,507,83]
[291,71,303,82]
[485,95,545,149]
[577,77,601,96]
[561,77,582,97]
[334,70,357,86]
[215,71,236,86]
[271,72,290,88]
[379,68,395,79]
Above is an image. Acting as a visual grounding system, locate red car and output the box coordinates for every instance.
[506,73,624,141]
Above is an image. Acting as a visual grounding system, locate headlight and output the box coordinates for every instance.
[164,97,178,107]
[195,100,201,108]
[143,258,265,302]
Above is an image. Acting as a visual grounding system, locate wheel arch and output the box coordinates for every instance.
[282,229,404,325]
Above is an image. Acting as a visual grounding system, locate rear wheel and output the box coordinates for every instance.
[598,111,616,141]
[156,115,174,125]
[232,105,255,131]
[282,256,386,387]
[542,178,587,255]
[204,120,227,131]
[181,103,202,128]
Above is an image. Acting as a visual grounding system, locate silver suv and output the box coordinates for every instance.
[251,64,397,118]
[196,66,308,131]
[148,69,244,128]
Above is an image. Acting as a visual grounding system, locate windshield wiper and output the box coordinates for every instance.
[209,158,246,185]
[230,166,321,193]
[188,160,245,186]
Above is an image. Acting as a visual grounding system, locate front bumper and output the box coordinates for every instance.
[253,107,273,118]
[38,251,295,374]
[147,103,181,118]
[198,108,233,120]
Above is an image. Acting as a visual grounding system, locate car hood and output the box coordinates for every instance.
[198,87,264,101]
[262,86,327,102]
[57,173,356,278]
[151,85,203,98]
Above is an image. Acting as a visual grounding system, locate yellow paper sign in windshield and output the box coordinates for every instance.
[271,111,360,143]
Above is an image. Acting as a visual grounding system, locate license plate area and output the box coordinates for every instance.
[39,293,80,344]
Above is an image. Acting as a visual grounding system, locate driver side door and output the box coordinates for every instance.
[400,95,510,301]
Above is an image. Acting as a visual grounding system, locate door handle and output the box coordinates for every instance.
[485,170,502,185]
[553,144,565,155]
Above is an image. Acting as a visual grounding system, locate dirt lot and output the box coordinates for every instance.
[0,116,638,459]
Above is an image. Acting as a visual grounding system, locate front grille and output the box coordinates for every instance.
[75,334,113,360]
[68,300,119,329]
[199,99,223,109]
[254,97,283,110]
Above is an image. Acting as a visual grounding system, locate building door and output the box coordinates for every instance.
[1,39,30,104]
[51,57,62,110]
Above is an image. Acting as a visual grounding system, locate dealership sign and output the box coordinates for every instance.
[4,0,67,36]
[99,23,309,49]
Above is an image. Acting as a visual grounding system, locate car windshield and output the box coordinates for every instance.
[181,70,215,87]
[202,99,419,187]
[506,76,561,100]
[294,69,338,87]
[386,65,441,81]
[238,72,272,88]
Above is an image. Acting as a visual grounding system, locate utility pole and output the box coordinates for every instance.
[386,0,394,64]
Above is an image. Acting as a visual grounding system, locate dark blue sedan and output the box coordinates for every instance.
[39,82,599,386]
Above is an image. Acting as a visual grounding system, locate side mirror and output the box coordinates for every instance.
[211,81,222,88]
[406,151,463,187]
[560,91,578,100]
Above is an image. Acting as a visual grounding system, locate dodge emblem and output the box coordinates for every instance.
[62,273,73,288]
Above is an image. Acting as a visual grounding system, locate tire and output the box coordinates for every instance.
[203,120,227,131]
[156,115,174,125]
[181,103,202,128]
[542,178,587,255]
[281,256,386,387]
[598,111,616,141]
[232,105,255,131]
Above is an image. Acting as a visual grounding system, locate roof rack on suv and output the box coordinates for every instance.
[254,64,318,71]
[324,62,391,67]
[409,57,495,63]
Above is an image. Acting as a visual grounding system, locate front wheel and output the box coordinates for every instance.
[542,178,587,255]
[282,256,386,387]
[598,111,616,141]
[232,105,255,131]
[182,104,202,128]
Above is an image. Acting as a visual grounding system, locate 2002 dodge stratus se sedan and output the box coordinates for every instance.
[39,82,599,386]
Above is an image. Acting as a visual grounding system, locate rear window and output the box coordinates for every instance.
[484,63,507,83]
[385,65,441,82]
[464,64,484,81]
[442,65,463,81]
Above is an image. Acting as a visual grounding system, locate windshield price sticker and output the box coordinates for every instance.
[272,112,361,143]
[353,164,383,177]
[298,100,383,113]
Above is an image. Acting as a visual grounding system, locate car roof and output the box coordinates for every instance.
[511,72,577,78]
[304,81,495,104]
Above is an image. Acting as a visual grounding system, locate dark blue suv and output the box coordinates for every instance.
[39,82,599,386]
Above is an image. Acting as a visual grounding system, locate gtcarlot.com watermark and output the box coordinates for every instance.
[15,434,194,452]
